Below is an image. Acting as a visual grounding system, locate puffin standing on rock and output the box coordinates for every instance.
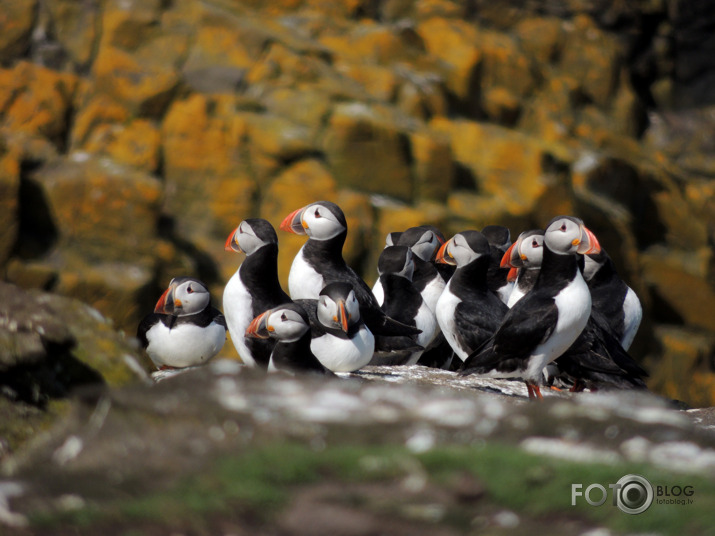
[460,216,601,399]
[138,277,227,370]
[371,245,437,366]
[302,282,375,372]
[435,230,509,363]
[280,201,421,348]
[223,218,291,369]
[501,230,647,392]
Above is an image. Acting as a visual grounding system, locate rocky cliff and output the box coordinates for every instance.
[0,0,714,408]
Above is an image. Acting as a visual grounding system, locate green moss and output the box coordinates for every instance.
[28,442,715,535]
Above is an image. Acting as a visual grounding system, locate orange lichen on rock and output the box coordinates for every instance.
[417,18,481,103]
[1,62,78,144]
[323,102,413,201]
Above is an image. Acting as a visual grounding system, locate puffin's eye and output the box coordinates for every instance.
[559,223,567,232]
[187,286,194,293]
[314,208,321,218]
[281,313,287,321]
[532,240,538,248]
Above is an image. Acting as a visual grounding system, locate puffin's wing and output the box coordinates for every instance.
[362,306,422,336]
[373,334,423,354]
[460,296,558,374]
[137,313,162,349]
[590,310,648,377]
[453,302,501,355]
[211,308,228,330]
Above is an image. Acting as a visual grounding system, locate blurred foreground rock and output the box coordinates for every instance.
[0,362,713,534]
[0,282,150,455]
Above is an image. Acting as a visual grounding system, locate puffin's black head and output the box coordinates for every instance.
[377,245,414,280]
[225,218,278,255]
[154,277,211,316]
[398,226,445,262]
[280,201,347,241]
[481,225,512,251]
[436,230,490,267]
[318,282,360,333]
[544,216,601,256]
[384,231,402,247]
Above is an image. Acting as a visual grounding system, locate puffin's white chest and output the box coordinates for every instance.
[507,283,527,308]
[288,246,325,300]
[435,281,467,361]
[620,287,642,350]
[415,302,438,349]
[372,279,385,306]
[145,320,225,369]
[421,276,446,312]
[310,326,375,372]
[496,281,515,305]
[223,268,257,367]
[525,274,591,380]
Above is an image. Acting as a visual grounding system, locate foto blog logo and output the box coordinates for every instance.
[571,474,654,514]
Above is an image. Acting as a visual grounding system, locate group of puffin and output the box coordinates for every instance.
[138,200,646,399]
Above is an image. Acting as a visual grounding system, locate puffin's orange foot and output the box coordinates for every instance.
[526,382,544,400]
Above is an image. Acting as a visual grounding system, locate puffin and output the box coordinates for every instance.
[137,277,227,369]
[371,245,437,365]
[481,225,514,304]
[460,216,601,399]
[434,230,508,363]
[373,225,446,311]
[245,302,333,376]
[583,249,642,350]
[300,282,375,372]
[501,233,647,392]
[223,218,291,369]
[280,201,421,345]
[502,229,544,308]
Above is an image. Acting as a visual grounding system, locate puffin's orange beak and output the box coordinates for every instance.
[154,284,179,314]
[280,207,307,235]
[246,311,273,339]
[435,239,455,265]
[338,301,349,333]
[576,225,601,255]
[225,226,242,252]
[500,241,519,268]
[507,266,519,282]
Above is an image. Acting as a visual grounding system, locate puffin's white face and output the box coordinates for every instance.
[265,308,310,342]
[411,230,441,262]
[519,233,544,267]
[544,217,584,255]
[440,234,481,267]
[155,278,210,316]
[301,204,346,241]
[231,221,265,256]
[317,289,360,331]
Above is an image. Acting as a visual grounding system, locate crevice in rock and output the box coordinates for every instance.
[14,165,59,260]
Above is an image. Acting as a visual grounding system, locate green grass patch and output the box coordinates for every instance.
[29,441,715,535]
